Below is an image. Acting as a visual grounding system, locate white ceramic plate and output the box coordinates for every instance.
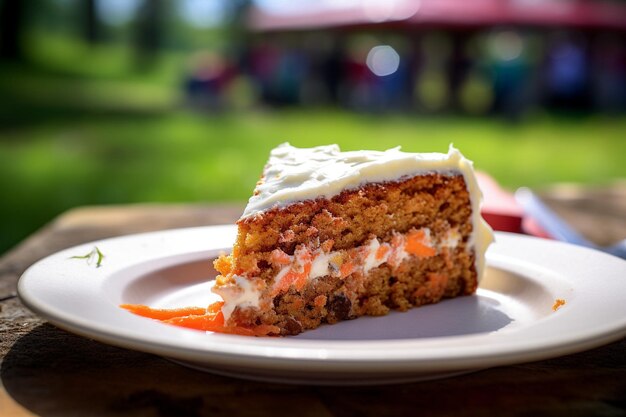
[18,226,626,385]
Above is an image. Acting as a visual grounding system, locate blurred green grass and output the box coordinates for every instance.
[2,108,625,255]
[1,34,625,255]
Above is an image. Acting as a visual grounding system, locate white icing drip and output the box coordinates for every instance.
[242,143,493,281]
[213,275,261,322]
[448,146,494,282]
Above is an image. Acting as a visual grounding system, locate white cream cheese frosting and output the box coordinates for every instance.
[241,143,494,280]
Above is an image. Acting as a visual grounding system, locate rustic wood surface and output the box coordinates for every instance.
[1,186,625,417]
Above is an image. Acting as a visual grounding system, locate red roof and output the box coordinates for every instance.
[248,0,626,32]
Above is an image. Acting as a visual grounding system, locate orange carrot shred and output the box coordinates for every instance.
[271,248,312,295]
[121,301,279,336]
[405,230,436,257]
[552,298,566,311]
[163,311,225,331]
[376,245,390,260]
[120,304,207,320]
[272,270,297,296]
[294,261,312,290]
[207,301,224,314]
[340,261,354,278]
[314,295,327,308]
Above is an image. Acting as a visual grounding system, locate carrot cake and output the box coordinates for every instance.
[212,143,494,335]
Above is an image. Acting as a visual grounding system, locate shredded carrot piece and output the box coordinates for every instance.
[272,272,294,295]
[272,264,311,295]
[120,304,207,320]
[428,273,448,295]
[122,300,280,336]
[376,244,390,260]
[271,248,312,295]
[552,298,566,311]
[405,230,436,257]
[295,260,312,290]
[163,311,225,331]
[314,295,327,308]
[340,261,355,278]
[207,301,224,314]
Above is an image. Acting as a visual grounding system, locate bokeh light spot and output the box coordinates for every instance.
[366,45,400,77]
[490,30,524,61]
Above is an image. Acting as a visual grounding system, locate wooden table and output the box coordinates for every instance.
[1,187,625,417]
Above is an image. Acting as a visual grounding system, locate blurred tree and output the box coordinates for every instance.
[82,0,103,45]
[227,0,252,26]
[0,0,26,60]
[224,0,252,74]
[134,0,164,70]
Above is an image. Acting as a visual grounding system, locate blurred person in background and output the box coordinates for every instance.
[592,33,626,113]
[184,50,234,110]
[489,30,533,120]
[544,31,590,111]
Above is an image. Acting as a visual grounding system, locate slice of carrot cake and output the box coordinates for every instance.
[212,143,493,335]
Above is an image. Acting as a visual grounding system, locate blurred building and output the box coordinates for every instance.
[204,0,626,116]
